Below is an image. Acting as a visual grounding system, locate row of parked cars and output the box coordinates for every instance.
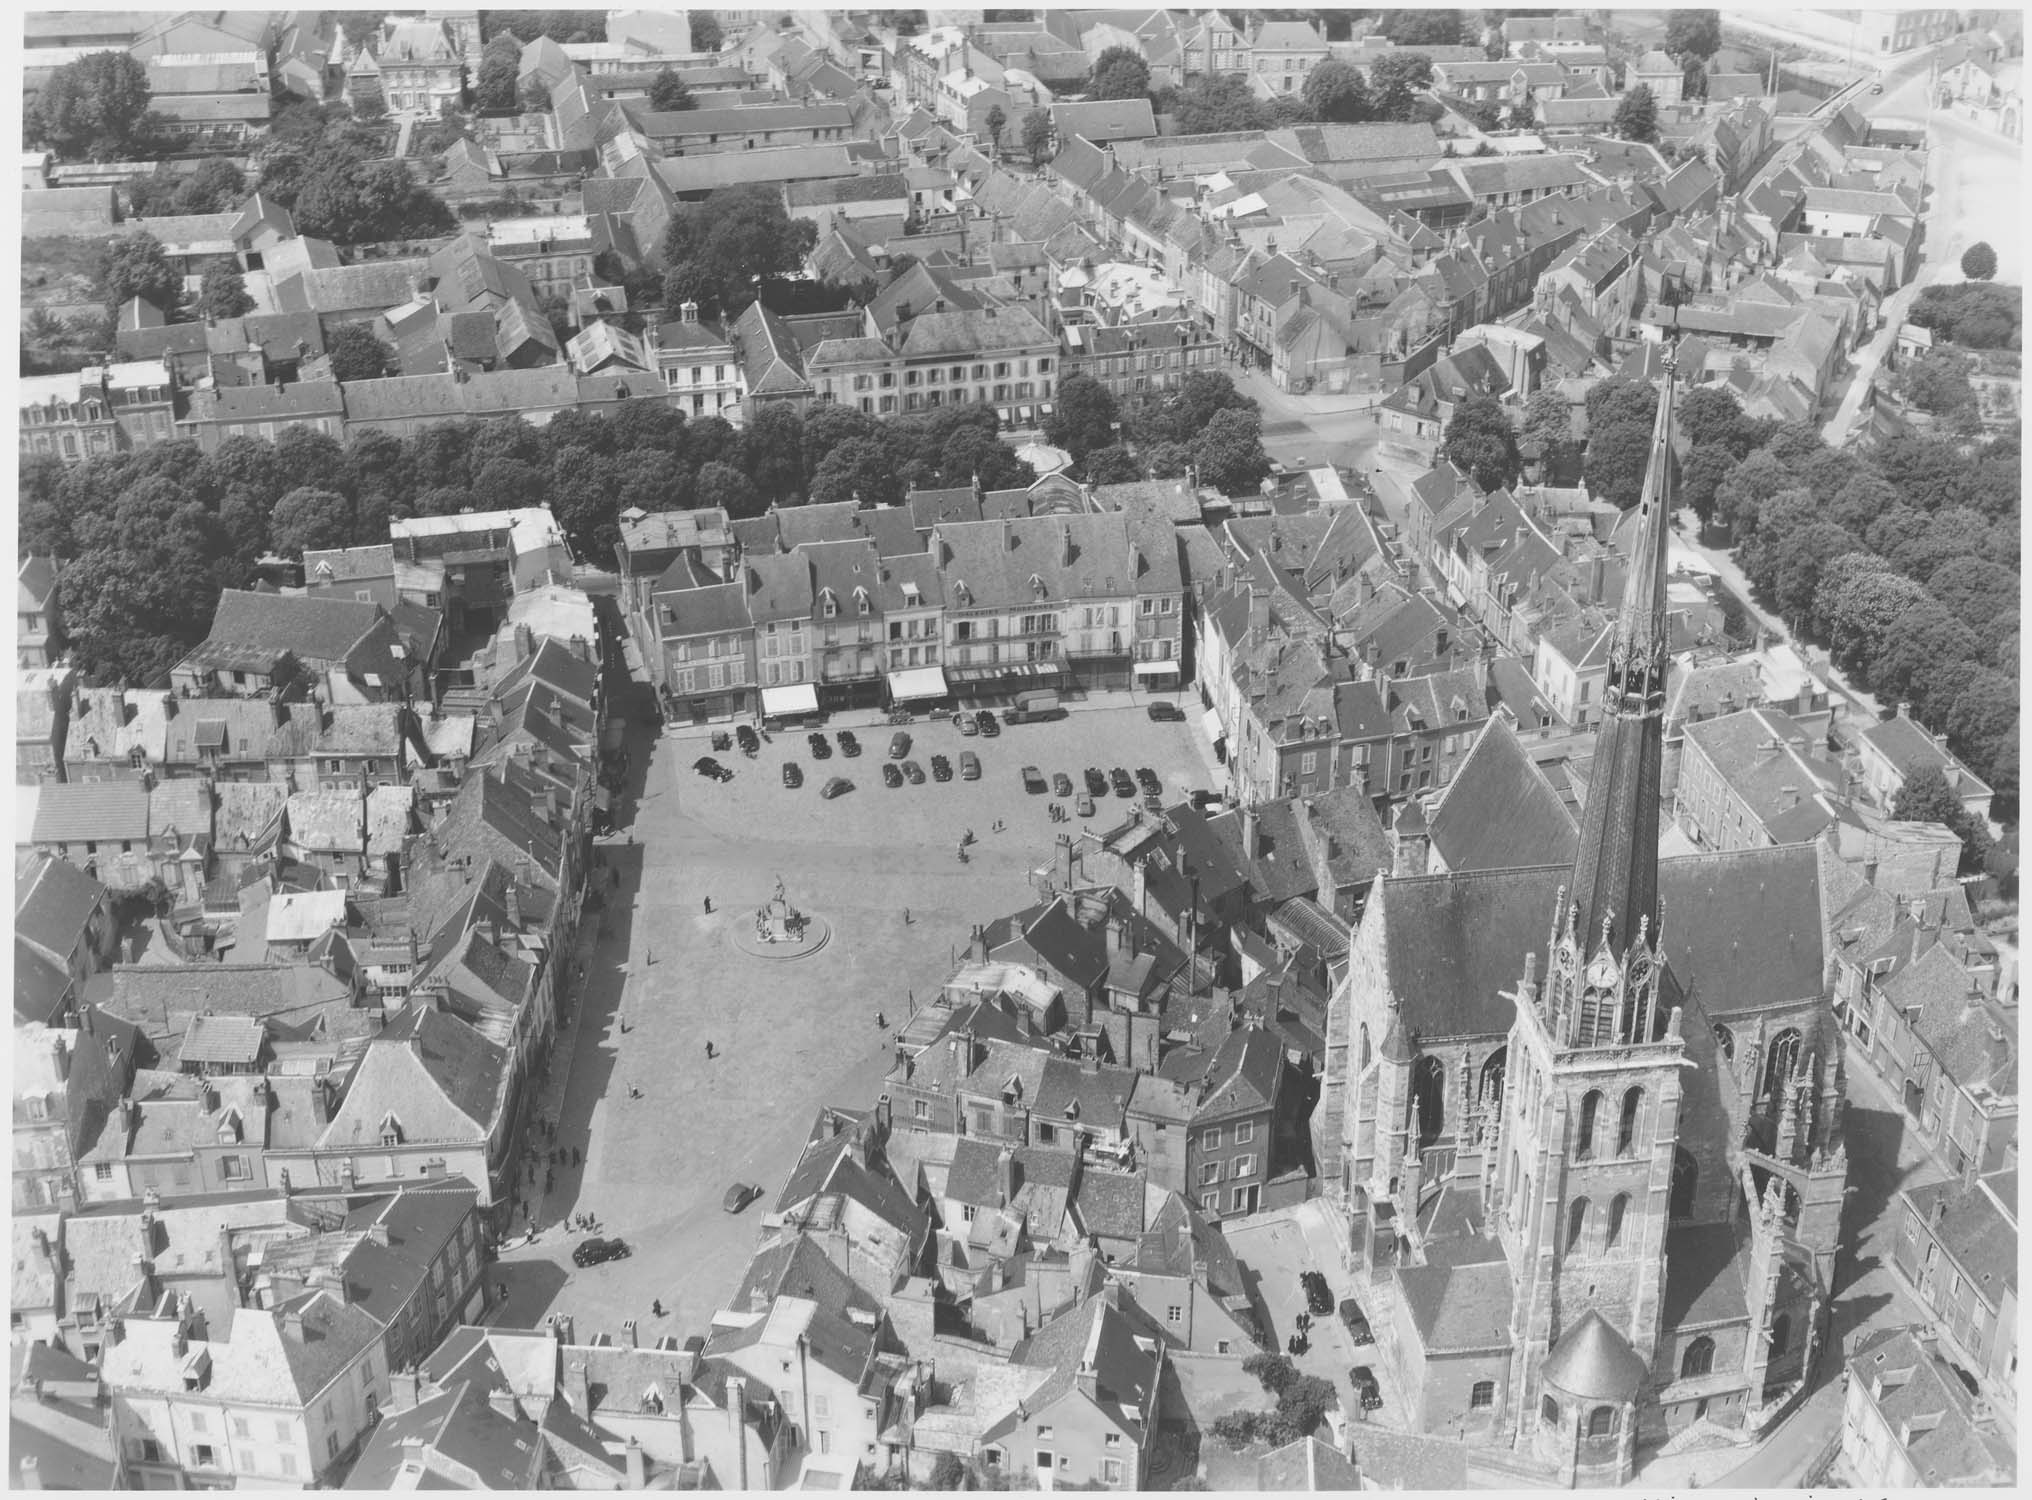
[1295,1270,1383,1412]
[1020,763,1164,813]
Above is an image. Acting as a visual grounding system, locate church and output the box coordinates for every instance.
[1318,355,1848,1485]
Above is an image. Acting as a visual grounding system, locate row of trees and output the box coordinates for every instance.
[1044,371,1273,494]
[659,184,819,319]
[25,50,154,159]
[20,398,1046,686]
[1909,277,2020,350]
[251,109,457,244]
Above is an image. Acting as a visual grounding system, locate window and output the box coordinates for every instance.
[192,1444,216,1468]
[913,1099,930,1120]
[1606,1193,1630,1251]
[1200,1192,1217,1212]
[279,1454,298,1477]
[1587,1406,1617,1437]
[220,1154,250,1181]
[1232,1153,1256,1178]
[1771,1314,1790,1356]
[1200,1160,1221,1185]
[1102,1459,1124,1485]
[1680,1335,1715,1378]
[1233,1120,1253,1145]
[1541,1395,1560,1427]
[1470,1380,1495,1410]
[1203,1126,1222,1151]
[1035,1425,1054,1440]
[190,1412,208,1434]
[95,1163,113,1181]
[232,1418,250,1439]
[1618,1088,1642,1155]
[1566,1196,1589,1253]
[1576,1090,1601,1159]
[1166,1304,1183,1324]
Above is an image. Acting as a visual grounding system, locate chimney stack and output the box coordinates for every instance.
[996,1146,1016,1208]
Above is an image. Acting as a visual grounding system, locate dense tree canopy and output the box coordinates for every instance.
[1960,241,1998,281]
[1089,45,1152,100]
[1612,83,1659,143]
[661,184,818,318]
[1042,375,1121,461]
[1170,75,1271,134]
[1021,108,1053,164]
[649,69,696,110]
[99,234,183,320]
[475,32,524,110]
[1665,10,1722,61]
[194,264,256,320]
[1302,61,1372,122]
[326,323,397,382]
[28,50,152,158]
[1374,10,1461,46]
[1581,379,1660,507]
[690,12,723,52]
[1443,396,1519,491]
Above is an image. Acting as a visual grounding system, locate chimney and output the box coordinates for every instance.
[1247,587,1270,643]
[727,1373,750,1490]
[564,1356,592,1420]
[622,1318,639,1348]
[625,1437,647,1489]
[485,1384,522,1423]
[969,923,989,962]
[505,883,523,932]
[996,1146,1015,1208]
[1242,804,1260,861]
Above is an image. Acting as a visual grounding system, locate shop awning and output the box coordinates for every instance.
[886,666,949,702]
[760,683,818,717]
[1134,660,1180,678]
[1201,708,1226,743]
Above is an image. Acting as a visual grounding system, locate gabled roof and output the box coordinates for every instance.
[1428,715,1578,872]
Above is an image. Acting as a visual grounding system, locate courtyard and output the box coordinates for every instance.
[487,695,1224,1342]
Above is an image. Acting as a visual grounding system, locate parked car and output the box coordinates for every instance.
[1340,1298,1374,1345]
[1003,690,1063,724]
[693,757,734,781]
[821,776,854,799]
[1021,765,1048,794]
[723,1182,762,1214]
[890,731,912,759]
[1076,792,1096,818]
[573,1237,630,1268]
[930,754,953,782]
[974,710,1000,738]
[1351,1366,1383,1411]
[807,732,832,760]
[956,712,979,736]
[902,760,925,784]
[735,724,761,756]
[1143,792,1164,813]
[1052,771,1075,798]
[1135,767,1161,793]
[1083,767,1109,796]
[782,762,803,789]
[1146,701,1186,722]
[882,763,904,789]
[1302,1270,1334,1317]
[837,730,861,757]
[1189,789,1228,811]
[1110,767,1136,798]
[960,751,981,780]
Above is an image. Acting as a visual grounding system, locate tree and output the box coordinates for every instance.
[28,50,152,157]
[1444,396,1520,490]
[1893,764,1996,874]
[166,157,247,215]
[1520,387,1574,475]
[1194,407,1271,496]
[1302,61,1372,122]
[1043,375,1120,461]
[1371,51,1435,118]
[194,264,256,320]
[1679,442,1736,527]
[1960,242,1998,281]
[1461,97,1503,131]
[1021,108,1053,165]
[1582,379,1662,507]
[1679,386,1758,456]
[1612,84,1660,143]
[661,183,818,318]
[1080,445,1143,485]
[981,103,1009,153]
[476,33,524,110]
[350,77,387,121]
[327,323,396,382]
[1089,46,1152,100]
[268,486,358,557]
[1375,10,1461,46]
[1665,10,1722,62]
[1874,601,1979,720]
[1895,353,1977,418]
[691,12,723,52]
[1171,75,1269,134]
[649,69,695,110]
[98,233,182,320]
[1928,556,2019,632]
[1772,521,1864,627]
[809,437,902,507]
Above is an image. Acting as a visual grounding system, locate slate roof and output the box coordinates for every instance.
[1398,1253,1513,1353]
[1847,1325,2016,1485]
[993,1291,1163,1445]
[1661,1221,1751,1330]
[1902,1171,2017,1301]
[1428,715,1578,873]
[1375,844,1825,1038]
[319,1005,508,1148]
[30,782,151,845]
[15,850,105,960]
[1050,98,1157,143]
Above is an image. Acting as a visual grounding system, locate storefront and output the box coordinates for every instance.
[945,661,1066,702]
[759,682,820,725]
[1133,658,1183,692]
[1062,653,1133,692]
[1201,707,1227,763]
[885,666,951,708]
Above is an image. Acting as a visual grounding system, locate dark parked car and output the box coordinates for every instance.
[837,730,861,757]
[1135,767,1161,793]
[1146,701,1186,722]
[974,710,1000,737]
[1189,789,1228,811]
[1143,792,1164,813]
[955,712,978,736]
[735,724,760,755]
[782,762,803,789]
[1301,1270,1334,1317]
[890,731,912,759]
[807,732,832,760]
[821,776,854,799]
[1021,765,1048,794]
[1083,767,1109,797]
[901,759,925,784]
[572,1237,630,1268]
[1351,1366,1383,1411]
[882,762,904,789]
[1052,771,1075,798]
[1340,1298,1374,1345]
[693,757,734,781]
[1110,767,1136,798]
[931,754,953,782]
[723,1182,762,1214]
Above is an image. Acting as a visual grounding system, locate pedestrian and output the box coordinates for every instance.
[876,1010,887,1029]
[902,907,911,924]
[573,1147,583,1167]
[703,896,713,914]
[629,1083,643,1099]
[653,1298,665,1318]
[498,1282,507,1304]
[705,1041,716,1060]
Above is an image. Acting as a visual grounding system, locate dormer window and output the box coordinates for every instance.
[855,588,870,616]
[1030,574,1047,600]
[379,1114,403,1147]
[822,591,838,619]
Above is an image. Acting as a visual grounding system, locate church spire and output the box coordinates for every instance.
[1564,353,1678,961]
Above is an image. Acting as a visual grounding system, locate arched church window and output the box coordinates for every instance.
[1540,1395,1561,1428]
[1587,1406,1616,1438]
[1681,1336,1715,1378]
[1713,1022,1734,1061]
[1606,1193,1630,1251]
[1617,1087,1642,1155]
[1576,1091,1602,1159]
[1566,1196,1590,1253]
[1771,1314,1791,1356]
[1763,1027,1802,1103]
[1412,1055,1446,1147]
[1480,1047,1506,1109]
[1358,1023,1370,1071]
